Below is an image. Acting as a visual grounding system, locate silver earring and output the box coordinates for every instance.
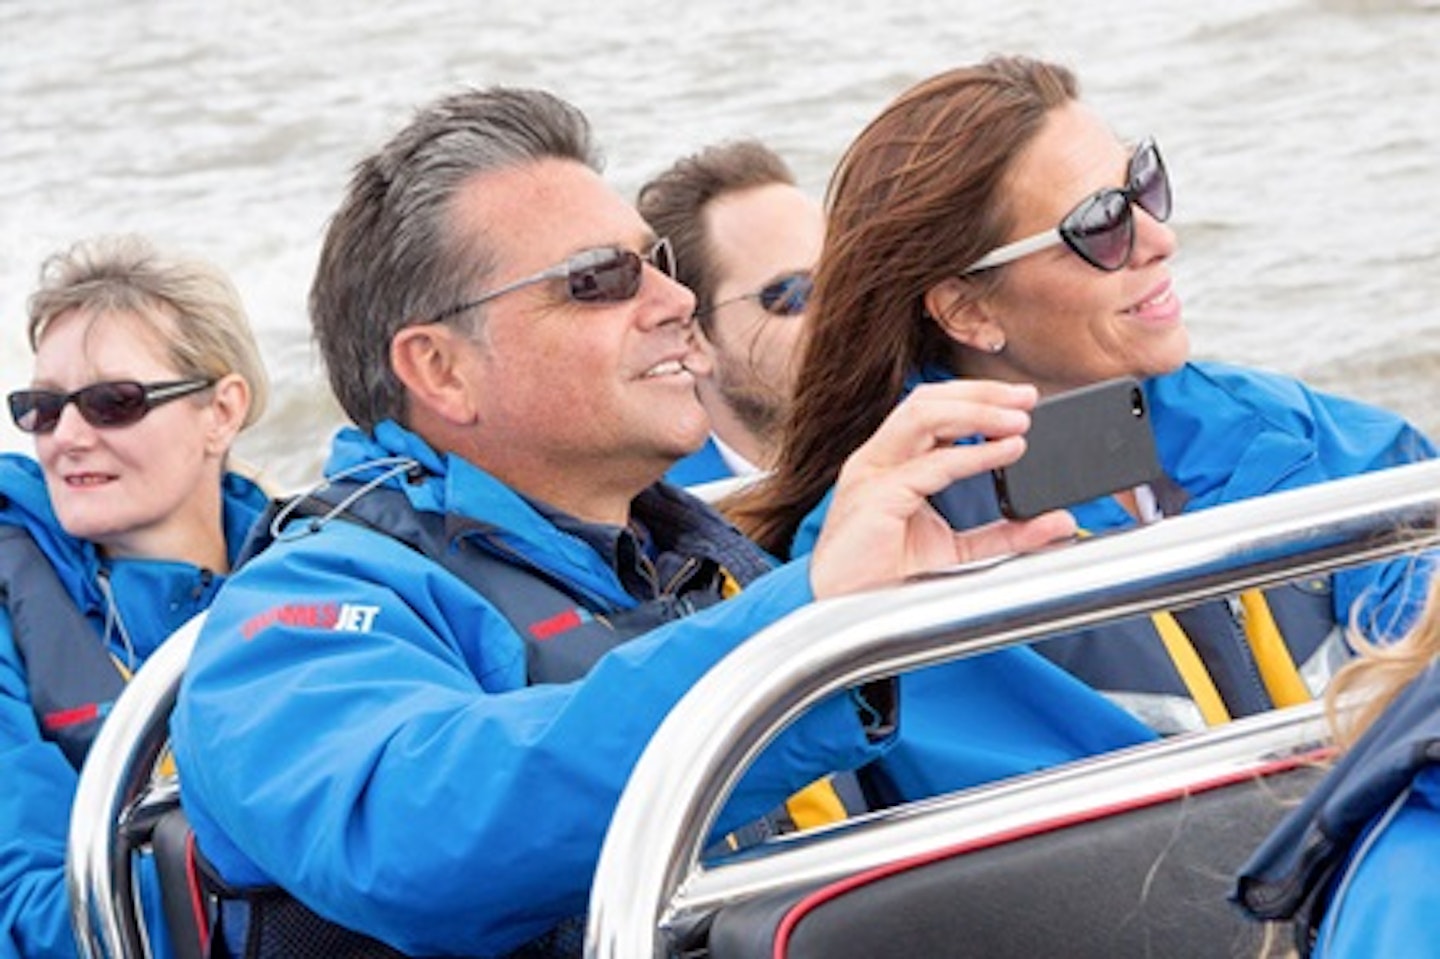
[988,340,1005,354]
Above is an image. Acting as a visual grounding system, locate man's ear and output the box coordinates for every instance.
[390,323,480,426]
[923,277,1005,354]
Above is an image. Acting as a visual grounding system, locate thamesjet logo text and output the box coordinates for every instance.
[242,602,381,640]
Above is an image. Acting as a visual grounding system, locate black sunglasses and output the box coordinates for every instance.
[7,379,215,435]
[426,237,676,325]
[964,138,1171,274]
[700,271,813,319]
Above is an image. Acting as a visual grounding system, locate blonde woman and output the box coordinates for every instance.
[0,234,269,957]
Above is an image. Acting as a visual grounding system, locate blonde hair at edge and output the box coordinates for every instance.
[25,233,270,446]
[1325,568,1440,749]
[1239,568,1440,959]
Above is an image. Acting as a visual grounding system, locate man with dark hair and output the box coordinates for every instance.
[171,86,1143,957]
[639,140,820,486]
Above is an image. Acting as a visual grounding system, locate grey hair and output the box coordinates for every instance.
[310,86,601,431]
[26,233,269,429]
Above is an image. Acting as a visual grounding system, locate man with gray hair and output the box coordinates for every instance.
[170,86,1124,957]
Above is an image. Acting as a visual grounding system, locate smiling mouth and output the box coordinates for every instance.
[65,473,116,487]
[1125,286,1175,314]
[641,359,690,379]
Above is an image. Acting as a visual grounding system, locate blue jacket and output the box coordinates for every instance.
[173,421,879,957]
[0,453,266,959]
[173,421,1153,957]
[794,361,1433,742]
[663,434,733,487]
[1233,662,1440,957]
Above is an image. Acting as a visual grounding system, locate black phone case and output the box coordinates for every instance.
[992,377,1161,520]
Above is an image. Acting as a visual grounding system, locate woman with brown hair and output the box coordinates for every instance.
[731,55,1434,748]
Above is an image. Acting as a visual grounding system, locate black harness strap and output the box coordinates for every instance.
[252,483,737,684]
[0,524,123,769]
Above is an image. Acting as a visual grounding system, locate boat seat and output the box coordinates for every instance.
[149,805,209,959]
[705,750,1326,959]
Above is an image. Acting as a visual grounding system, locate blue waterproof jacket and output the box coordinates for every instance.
[0,452,266,959]
[173,421,1153,957]
[663,434,732,487]
[1233,662,1440,957]
[794,362,1433,750]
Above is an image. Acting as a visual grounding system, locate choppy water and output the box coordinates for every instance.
[3,0,1439,489]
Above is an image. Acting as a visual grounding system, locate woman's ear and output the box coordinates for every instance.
[203,373,251,457]
[390,323,479,426]
[924,277,1006,354]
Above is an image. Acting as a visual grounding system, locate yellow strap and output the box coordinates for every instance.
[1074,528,1229,727]
[719,569,743,600]
[1150,611,1232,726]
[784,775,849,830]
[714,574,848,837]
[1237,588,1312,707]
[720,775,848,851]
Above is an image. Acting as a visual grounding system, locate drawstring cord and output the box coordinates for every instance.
[95,567,138,673]
[271,456,421,542]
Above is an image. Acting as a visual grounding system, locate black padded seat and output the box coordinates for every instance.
[707,753,1326,959]
[150,805,209,959]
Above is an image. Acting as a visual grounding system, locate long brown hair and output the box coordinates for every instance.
[728,56,1078,556]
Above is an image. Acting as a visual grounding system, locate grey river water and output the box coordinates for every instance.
[3,0,1439,489]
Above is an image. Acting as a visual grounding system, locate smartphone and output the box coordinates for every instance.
[991,377,1161,520]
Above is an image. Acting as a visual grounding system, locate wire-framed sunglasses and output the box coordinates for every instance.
[698,271,813,319]
[963,138,1171,274]
[7,378,215,435]
[425,237,676,325]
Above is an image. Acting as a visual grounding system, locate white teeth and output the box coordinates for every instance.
[643,360,686,378]
[1131,288,1172,313]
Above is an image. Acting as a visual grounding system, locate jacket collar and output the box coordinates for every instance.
[326,422,773,605]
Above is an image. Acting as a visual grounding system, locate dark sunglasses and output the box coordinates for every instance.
[964,138,1171,274]
[700,271,813,319]
[426,237,677,325]
[7,378,215,435]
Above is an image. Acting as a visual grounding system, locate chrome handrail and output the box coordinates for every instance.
[67,612,205,959]
[585,460,1440,957]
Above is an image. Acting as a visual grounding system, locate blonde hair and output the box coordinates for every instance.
[1325,570,1440,749]
[27,233,269,430]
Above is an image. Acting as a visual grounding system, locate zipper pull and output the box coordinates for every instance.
[1227,595,1247,626]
